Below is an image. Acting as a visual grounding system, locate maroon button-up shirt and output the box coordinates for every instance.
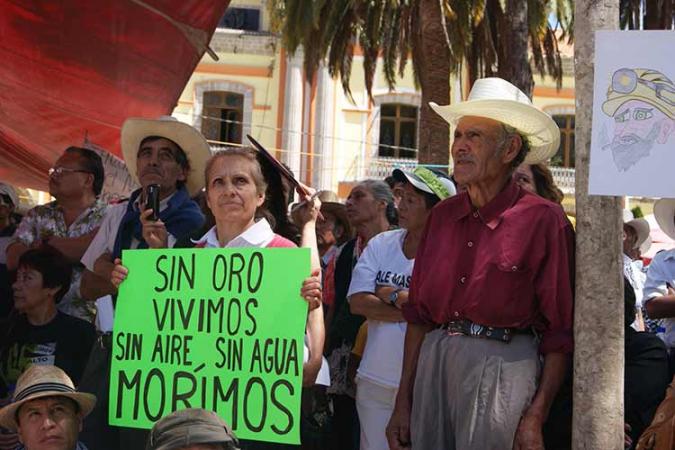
[402,179,574,354]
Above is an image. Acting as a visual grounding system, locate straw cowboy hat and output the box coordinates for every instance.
[623,209,651,252]
[655,199,675,241]
[429,77,561,164]
[0,365,96,431]
[0,182,18,208]
[317,190,352,239]
[121,116,211,196]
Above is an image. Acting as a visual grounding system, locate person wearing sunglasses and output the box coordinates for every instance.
[6,147,107,322]
[601,68,675,172]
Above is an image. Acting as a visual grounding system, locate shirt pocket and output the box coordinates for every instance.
[480,260,534,324]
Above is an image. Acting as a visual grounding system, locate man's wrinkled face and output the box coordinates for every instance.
[17,396,81,450]
[451,116,518,187]
[607,100,674,171]
[136,138,187,196]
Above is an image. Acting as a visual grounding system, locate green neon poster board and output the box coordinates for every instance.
[108,247,310,445]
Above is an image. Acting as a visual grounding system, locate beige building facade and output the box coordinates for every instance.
[173,1,577,198]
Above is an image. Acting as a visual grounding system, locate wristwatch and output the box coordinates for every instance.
[389,289,401,306]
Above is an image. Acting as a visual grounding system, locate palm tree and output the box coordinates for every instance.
[620,0,674,29]
[269,0,572,165]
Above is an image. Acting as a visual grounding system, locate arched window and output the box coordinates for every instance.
[201,91,244,145]
[378,103,418,159]
[551,114,575,168]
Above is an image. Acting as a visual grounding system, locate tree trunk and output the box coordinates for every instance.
[416,0,451,167]
[645,0,674,29]
[498,0,534,97]
[572,0,623,449]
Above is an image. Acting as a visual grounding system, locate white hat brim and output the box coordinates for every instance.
[430,99,561,165]
[655,199,675,241]
[625,218,651,250]
[0,391,96,431]
[121,118,211,196]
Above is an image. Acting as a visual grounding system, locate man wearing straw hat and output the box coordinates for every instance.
[0,364,96,450]
[78,116,209,450]
[623,210,653,331]
[644,199,675,357]
[386,78,574,450]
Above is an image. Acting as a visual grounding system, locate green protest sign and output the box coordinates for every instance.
[109,247,310,445]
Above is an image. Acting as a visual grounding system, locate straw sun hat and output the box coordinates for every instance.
[0,365,96,431]
[655,199,675,241]
[623,209,652,254]
[121,116,212,196]
[429,77,561,165]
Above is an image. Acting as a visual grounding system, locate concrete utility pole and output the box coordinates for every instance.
[572,1,623,449]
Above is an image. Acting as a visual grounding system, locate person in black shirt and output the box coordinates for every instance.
[624,279,671,449]
[0,247,95,401]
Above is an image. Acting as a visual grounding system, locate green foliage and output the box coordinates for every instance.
[268,0,574,98]
[631,206,644,219]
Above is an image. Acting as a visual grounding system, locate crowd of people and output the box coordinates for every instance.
[0,76,674,450]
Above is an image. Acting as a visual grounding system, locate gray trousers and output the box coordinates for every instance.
[411,329,540,450]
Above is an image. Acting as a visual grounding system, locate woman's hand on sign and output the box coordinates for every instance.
[302,358,322,387]
[300,269,322,311]
[140,209,169,249]
[110,258,129,288]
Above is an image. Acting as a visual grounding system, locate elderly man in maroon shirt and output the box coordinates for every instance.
[386,78,574,450]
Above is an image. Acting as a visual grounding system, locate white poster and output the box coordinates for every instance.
[589,31,675,198]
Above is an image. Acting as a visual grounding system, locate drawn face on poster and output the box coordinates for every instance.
[601,68,675,172]
[589,31,675,198]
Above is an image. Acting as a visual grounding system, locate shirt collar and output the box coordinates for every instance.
[193,218,275,248]
[446,178,521,229]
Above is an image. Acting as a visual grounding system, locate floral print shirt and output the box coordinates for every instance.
[12,199,108,321]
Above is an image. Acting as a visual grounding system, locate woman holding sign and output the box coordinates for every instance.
[111,147,324,449]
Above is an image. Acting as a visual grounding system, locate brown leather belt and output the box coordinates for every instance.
[441,319,533,343]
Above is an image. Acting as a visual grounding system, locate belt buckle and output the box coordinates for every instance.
[446,321,465,335]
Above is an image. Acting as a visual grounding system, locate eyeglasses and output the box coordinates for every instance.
[48,167,91,178]
[612,68,675,107]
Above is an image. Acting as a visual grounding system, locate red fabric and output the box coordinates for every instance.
[267,234,298,248]
[402,180,575,354]
[323,254,337,307]
[0,0,230,191]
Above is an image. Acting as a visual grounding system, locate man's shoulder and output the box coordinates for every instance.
[649,249,675,269]
[511,192,570,226]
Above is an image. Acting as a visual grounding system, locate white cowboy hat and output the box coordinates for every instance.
[0,182,18,208]
[121,116,211,196]
[429,78,561,164]
[623,210,651,252]
[0,365,96,431]
[655,199,675,241]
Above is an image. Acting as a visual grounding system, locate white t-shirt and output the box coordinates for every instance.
[347,229,413,388]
